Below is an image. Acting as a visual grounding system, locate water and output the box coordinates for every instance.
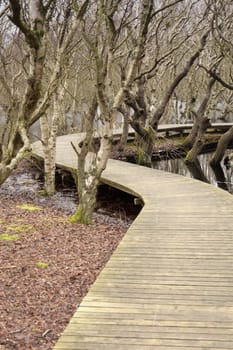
[152,152,233,194]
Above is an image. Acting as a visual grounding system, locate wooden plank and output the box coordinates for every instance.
[60,328,233,341]
[31,125,233,350]
[54,344,233,350]
[53,334,233,347]
[71,296,233,307]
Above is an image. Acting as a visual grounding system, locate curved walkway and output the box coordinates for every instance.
[32,131,233,350]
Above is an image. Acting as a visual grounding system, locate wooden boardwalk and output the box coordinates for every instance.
[100,122,233,138]
[32,131,233,350]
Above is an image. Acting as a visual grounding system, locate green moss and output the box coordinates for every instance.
[137,146,144,165]
[69,211,82,223]
[23,150,31,158]
[35,261,49,268]
[7,224,33,233]
[0,233,20,241]
[185,150,192,162]
[16,204,42,211]
[69,216,77,223]
[69,206,92,225]
[37,189,48,196]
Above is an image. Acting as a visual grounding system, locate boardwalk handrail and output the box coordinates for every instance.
[96,122,233,138]
[31,125,233,350]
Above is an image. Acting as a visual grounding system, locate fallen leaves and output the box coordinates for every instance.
[0,197,127,350]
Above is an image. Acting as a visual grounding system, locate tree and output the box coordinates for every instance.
[0,0,89,193]
[38,1,88,195]
[0,0,49,185]
[124,0,211,166]
[183,77,216,181]
[69,0,154,224]
[202,0,233,168]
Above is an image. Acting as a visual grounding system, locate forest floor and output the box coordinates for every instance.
[0,159,140,350]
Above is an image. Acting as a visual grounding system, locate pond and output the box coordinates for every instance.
[152,152,233,194]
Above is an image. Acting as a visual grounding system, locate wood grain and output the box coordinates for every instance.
[32,125,233,349]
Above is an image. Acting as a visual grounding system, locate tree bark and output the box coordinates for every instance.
[184,78,216,178]
[70,171,99,225]
[185,158,209,183]
[69,97,99,224]
[184,78,216,183]
[183,78,216,149]
[211,162,228,191]
[117,107,129,152]
[40,93,59,196]
[184,116,211,163]
[210,126,233,166]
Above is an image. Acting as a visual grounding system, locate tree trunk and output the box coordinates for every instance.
[183,77,216,150]
[0,166,11,186]
[183,77,216,182]
[211,162,228,191]
[0,123,31,185]
[69,173,98,225]
[137,127,155,166]
[57,84,67,135]
[182,118,199,149]
[124,79,155,166]
[70,78,80,131]
[70,133,112,224]
[210,126,233,166]
[40,94,59,195]
[118,109,129,152]
[40,114,54,195]
[185,158,209,183]
[184,116,211,162]
[184,115,212,184]
[69,97,103,224]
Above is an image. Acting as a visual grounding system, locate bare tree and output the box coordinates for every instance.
[39,2,88,195]
[124,2,210,166]
[0,0,49,184]
[0,0,89,192]
[201,0,233,167]
[183,77,216,181]
[69,0,154,224]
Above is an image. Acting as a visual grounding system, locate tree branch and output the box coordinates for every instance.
[151,0,185,19]
[8,0,41,49]
[199,64,233,90]
[151,30,210,129]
